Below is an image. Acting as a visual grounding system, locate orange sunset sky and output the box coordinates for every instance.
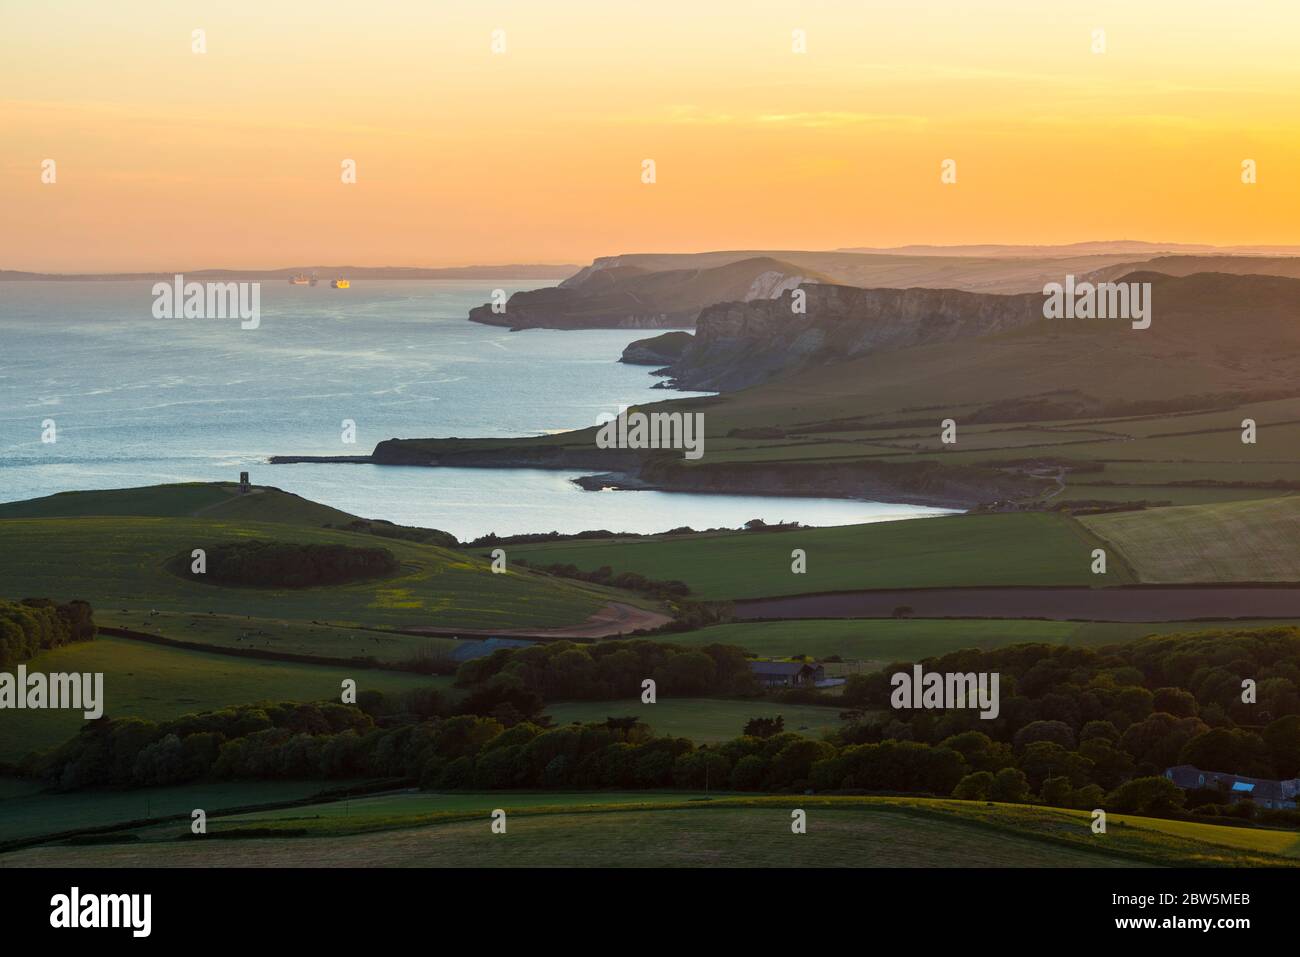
[4,0,1299,271]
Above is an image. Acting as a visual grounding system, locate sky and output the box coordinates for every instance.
[3,0,1299,270]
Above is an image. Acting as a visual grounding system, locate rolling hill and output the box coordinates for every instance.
[0,484,654,640]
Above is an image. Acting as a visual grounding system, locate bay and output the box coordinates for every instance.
[0,280,953,539]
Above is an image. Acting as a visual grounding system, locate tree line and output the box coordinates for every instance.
[15,627,1300,829]
[0,598,96,670]
[832,627,1300,819]
[23,692,1298,828]
[454,639,758,701]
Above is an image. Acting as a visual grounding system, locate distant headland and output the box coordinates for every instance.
[0,264,580,281]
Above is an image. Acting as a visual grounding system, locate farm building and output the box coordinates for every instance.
[749,660,824,688]
[1164,765,1300,810]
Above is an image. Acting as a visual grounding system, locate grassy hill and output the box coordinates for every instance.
[0,484,660,675]
[6,793,1296,867]
[1081,496,1300,583]
[497,511,1132,601]
[0,482,360,525]
[0,515,620,631]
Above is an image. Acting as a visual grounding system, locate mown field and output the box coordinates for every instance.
[6,794,1297,868]
[0,636,447,763]
[544,698,848,743]
[495,512,1132,601]
[1081,495,1300,583]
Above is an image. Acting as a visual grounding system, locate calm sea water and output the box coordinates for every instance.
[0,280,952,539]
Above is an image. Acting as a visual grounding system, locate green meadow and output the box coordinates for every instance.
[496,511,1133,600]
[0,636,447,762]
[0,778,331,844]
[93,609,462,669]
[0,514,622,632]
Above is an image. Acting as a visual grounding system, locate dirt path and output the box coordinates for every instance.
[406,601,672,640]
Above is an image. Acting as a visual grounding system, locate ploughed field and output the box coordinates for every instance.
[733,586,1300,622]
[665,618,1300,668]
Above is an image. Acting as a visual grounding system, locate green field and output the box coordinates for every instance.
[1081,496,1300,583]
[0,636,447,762]
[0,778,331,844]
[497,512,1133,600]
[0,514,624,632]
[6,794,1296,868]
[94,609,462,668]
[545,698,847,743]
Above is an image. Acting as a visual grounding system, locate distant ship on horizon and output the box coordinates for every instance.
[331,278,350,289]
[288,273,310,285]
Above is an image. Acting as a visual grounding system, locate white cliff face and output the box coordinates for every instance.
[558,256,626,289]
[744,270,815,300]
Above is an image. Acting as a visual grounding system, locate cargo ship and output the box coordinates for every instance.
[288,273,310,285]
[331,278,350,289]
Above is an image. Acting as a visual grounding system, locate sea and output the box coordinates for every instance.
[0,279,954,539]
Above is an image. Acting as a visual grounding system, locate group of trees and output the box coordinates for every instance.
[17,624,1300,829]
[831,628,1300,816]
[31,695,1294,827]
[176,540,400,588]
[454,639,758,702]
[0,598,95,670]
